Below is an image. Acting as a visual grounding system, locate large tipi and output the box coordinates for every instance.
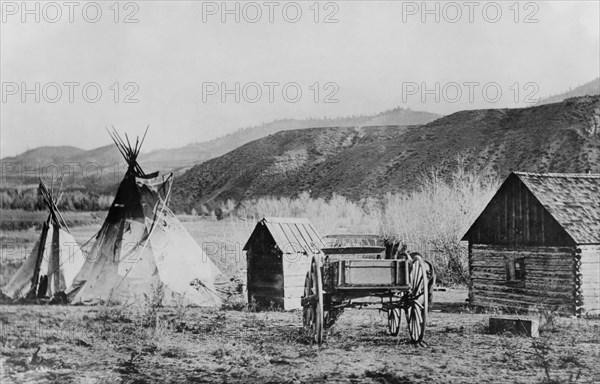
[68,129,223,306]
[2,180,86,300]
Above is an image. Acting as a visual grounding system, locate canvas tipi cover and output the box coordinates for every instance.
[68,130,223,306]
[2,181,86,300]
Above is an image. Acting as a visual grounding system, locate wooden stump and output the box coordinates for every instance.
[489,317,539,337]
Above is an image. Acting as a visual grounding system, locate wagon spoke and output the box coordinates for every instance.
[414,275,423,290]
[388,308,401,336]
[414,322,421,339]
[414,307,421,324]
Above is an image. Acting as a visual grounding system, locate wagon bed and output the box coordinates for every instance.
[302,244,432,344]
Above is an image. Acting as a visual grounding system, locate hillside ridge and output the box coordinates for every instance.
[170,95,600,213]
[1,107,440,182]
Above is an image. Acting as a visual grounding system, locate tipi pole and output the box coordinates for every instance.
[28,216,51,298]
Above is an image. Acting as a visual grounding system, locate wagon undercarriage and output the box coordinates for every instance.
[302,252,431,344]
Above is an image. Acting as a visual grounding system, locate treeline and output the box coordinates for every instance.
[0,189,114,211]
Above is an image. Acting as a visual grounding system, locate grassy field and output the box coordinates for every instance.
[1,289,599,384]
[2,215,599,383]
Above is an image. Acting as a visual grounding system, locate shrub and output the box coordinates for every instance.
[237,191,376,235]
[231,162,497,285]
[372,162,498,285]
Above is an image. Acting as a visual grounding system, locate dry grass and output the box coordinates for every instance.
[1,164,498,287]
[234,163,498,285]
[1,290,599,383]
[373,163,498,284]
[237,192,376,236]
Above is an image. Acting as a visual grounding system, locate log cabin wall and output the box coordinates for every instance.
[470,244,576,313]
[578,245,600,315]
[246,227,284,309]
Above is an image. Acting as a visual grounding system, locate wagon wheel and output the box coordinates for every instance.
[302,272,312,328]
[387,308,401,336]
[301,256,324,344]
[404,255,429,343]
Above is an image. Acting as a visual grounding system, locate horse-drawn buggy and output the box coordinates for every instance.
[301,235,434,344]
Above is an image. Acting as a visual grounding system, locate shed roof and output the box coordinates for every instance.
[513,172,600,244]
[464,172,600,244]
[243,217,324,254]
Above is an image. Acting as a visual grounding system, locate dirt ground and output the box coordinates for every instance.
[1,289,599,384]
[1,220,599,383]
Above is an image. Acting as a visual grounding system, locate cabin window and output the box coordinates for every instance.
[505,256,525,283]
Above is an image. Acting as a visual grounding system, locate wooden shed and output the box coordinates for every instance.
[243,217,323,310]
[463,172,600,316]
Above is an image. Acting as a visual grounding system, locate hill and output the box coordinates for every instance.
[170,95,600,213]
[359,107,442,127]
[140,108,440,171]
[1,146,85,165]
[1,108,440,188]
[536,78,600,106]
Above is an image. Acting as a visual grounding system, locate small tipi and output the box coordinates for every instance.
[2,180,86,300]
[68,128,223,306]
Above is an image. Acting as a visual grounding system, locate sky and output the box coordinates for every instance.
[1,0,599,157]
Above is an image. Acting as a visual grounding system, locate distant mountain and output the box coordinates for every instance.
[139,108,440,171]
[170,95,600,213]
[1,107,440,188]
[1,146,85,165]
[66,145,122,165]
[359,107,441,127]
[536,78,600,106]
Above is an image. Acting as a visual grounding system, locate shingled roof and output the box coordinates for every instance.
[243,217,323,255]
[514,172,600,244]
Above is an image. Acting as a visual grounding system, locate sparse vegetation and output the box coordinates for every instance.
[2,292,599,383]
[0,188,114,212]
[237,191,375,235]
[374,163,499,285]
[233,162,498,285]
[0,209,104,231]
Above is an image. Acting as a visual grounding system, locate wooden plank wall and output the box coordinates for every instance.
[470,244,575,314]
[246,227,284,309]
[282,254,311,310]
[467,175,573,246]
[579,245,600,315]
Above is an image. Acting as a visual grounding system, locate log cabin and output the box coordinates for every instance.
[244,217,323,310]
[462,172,600,316]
